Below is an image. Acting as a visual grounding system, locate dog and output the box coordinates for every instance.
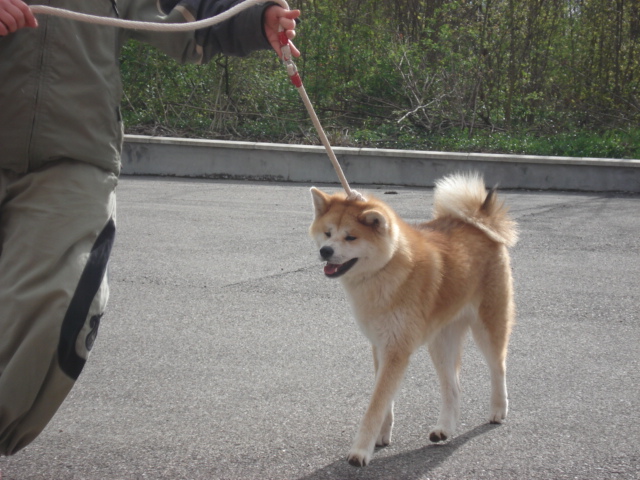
[309,172,518,467]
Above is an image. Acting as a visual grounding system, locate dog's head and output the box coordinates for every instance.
[309,187,400,280]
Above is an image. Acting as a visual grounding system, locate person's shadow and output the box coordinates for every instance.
[296,423,500,480]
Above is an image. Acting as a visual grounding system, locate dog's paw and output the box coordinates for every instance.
[489,400,508,424]
[347,448,371,467]
[376,409,393,447]
[428,426,451,443]
[489,409,507,424]
[375,431,391,448]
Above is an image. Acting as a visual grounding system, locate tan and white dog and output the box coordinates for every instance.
[309,172,518,467]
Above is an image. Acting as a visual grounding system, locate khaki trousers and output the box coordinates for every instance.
[0,160,117,455]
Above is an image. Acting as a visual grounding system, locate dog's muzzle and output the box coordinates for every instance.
[319,247,358,278]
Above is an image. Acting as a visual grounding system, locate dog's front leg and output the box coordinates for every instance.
[372,346,394,447]
[348,351,410,467]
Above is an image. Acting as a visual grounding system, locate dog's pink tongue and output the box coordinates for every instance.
[324,263,340,275]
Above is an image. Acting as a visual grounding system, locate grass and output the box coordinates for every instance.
[431,129,640,159]
[357,127,640,159]
[124,114,640,161]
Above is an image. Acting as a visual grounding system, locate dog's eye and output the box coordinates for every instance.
[345,235,357,242]
[324,231,331,238]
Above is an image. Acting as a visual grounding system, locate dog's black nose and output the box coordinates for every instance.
[320,246,334,260]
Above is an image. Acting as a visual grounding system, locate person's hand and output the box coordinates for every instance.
[0,0,37,36]
[263,5,300,59]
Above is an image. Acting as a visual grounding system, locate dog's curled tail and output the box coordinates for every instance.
[433,172,518,247]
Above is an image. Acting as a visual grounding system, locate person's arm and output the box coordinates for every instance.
[121,0,299,64]
[0,0,37,36]
[194,0,299,61]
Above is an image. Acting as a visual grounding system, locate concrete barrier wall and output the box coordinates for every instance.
[122,135,640,192]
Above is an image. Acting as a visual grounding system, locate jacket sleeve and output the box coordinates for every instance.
[120,0,274,64]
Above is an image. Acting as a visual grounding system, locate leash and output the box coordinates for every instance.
[30,0,364,201]
[30,0,278,31]
[277,30,364,201]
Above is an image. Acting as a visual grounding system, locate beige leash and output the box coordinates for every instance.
[31,0,278,31]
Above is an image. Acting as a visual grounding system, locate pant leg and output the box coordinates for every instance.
[0,160,117,456]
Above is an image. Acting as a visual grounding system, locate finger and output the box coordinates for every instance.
[0,10,19,32]
[288,40,300,58]
[278,9,299,28]
[284,9,301,20]
[279,17,296,31]
[12,0,38,27]
[23,7,37,27]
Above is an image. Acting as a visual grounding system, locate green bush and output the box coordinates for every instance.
[119,0,640,159]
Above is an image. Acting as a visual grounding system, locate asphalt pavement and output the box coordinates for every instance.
[1,177,639,480]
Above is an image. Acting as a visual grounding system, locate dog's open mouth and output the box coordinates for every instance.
[324,258,358,278]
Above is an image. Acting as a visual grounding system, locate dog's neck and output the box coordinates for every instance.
[341,232,413,301]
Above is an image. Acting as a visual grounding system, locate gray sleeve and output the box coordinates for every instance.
[120,0,273,64]
[195,0,274,61]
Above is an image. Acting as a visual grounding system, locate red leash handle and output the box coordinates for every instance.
[279,29,302,88]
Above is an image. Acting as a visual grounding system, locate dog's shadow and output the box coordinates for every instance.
[296,423,500,480]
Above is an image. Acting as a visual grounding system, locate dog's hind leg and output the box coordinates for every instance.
[472,296,514,424]
[427,313,471,442]
[348,349,410,467]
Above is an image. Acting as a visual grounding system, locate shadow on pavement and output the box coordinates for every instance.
[296,423,501,480]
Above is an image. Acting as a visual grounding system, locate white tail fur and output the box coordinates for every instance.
[433,172,518,247]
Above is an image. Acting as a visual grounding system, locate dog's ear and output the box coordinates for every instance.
[310,187,330,218]
[359,209,388,232]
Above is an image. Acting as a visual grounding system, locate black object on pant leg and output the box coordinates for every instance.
[58,218,116,380]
